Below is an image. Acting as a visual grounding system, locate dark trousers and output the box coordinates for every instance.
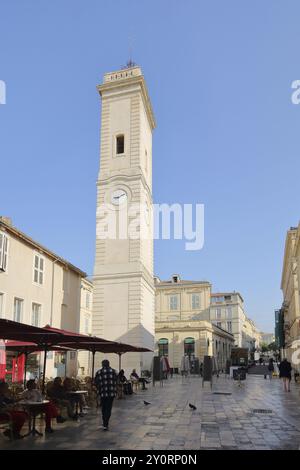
[101,397,114,427]
[124,382,133,395]
[139,378,148,389]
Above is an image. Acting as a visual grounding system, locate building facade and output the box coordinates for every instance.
[281,224,300,371]
[154,276,264,363]
[154,276,234,369]
[207,292,263,351]
[208,292,247,347]
[92,65,156,373]
[155,274,211,323]
[242,317,261,351]
[260,332,275,346]
[0,216,89,379]
[155,320,234,371]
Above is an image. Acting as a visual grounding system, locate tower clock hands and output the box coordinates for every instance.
[111,189,127,205]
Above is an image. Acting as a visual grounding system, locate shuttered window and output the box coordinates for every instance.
[0,233,8,271]
[33,254,44,285]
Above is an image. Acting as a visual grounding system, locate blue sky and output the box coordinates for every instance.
[1,1,300,332]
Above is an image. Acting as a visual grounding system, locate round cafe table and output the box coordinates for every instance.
[18,400,50,437]
[65,391,88,419]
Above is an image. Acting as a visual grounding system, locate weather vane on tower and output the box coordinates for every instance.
[124,35,136,68]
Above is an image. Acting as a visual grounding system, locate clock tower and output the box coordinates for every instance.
[92,65,155,373]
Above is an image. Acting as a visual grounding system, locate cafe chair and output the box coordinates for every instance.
[0,412,14,440]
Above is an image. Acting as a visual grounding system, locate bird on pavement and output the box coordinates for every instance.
[144,400,151,405]
[189,403,197,410]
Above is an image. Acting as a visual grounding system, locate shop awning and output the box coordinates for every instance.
[0,319,64,345]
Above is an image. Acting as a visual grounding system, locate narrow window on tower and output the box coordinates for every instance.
[116,135,125,155]
[145,149,148,172]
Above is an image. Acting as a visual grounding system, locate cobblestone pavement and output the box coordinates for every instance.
[1,374,300,450]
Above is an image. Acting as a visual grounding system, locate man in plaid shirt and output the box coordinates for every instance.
[94,359,117,430]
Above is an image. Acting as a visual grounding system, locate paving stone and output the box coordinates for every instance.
[1,375,300,450]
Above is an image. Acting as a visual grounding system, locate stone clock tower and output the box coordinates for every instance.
[92,65,155,373]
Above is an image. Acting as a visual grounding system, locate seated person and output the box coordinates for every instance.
[47,377,76,419]
[22,379,65,433]
[117,370,132,396]
[130,369,149,390]
[63,377,85,416]
[74,378,89,408]
[0,381,28,439]
[83,376,96,407]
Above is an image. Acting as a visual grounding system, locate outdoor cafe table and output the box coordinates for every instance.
[65,391,88,419]
[18,400,50,437]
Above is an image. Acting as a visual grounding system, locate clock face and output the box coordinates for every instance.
[111,189,127,205]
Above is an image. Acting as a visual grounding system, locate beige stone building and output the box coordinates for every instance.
[155,274,211,323]
[154,275,234,370]
[260,332,275,346]
[0,216,90,378]
[281,224,300,370]
[154,276,264,367]
[92,65,155,373]
[206,292,263,351]
[242,317,261,351]
[155,320,234,371]
[208,292,245,346]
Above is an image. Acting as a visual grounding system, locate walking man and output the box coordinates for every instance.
[94,359,117,430]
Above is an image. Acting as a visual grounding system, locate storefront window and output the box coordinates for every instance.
[184,337,195,357]
[158,338,169,357]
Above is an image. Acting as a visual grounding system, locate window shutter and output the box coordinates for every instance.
[33,253,44,285]
[3,237,8,270]
[0,234,8,271]
[0,234,3,270]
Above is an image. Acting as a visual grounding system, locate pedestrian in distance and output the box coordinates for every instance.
[267,358,274,380]
[94,359,117,431]
[279,358,292,392]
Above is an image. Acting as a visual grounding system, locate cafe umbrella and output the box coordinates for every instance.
[55,340,152,377]
[0,319,152,386]
[42,325,152,377]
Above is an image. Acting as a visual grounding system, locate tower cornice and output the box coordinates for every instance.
[97,71,156,130]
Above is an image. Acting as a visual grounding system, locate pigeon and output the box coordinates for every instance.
[144,400,151,405]
[189,403,197,410]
